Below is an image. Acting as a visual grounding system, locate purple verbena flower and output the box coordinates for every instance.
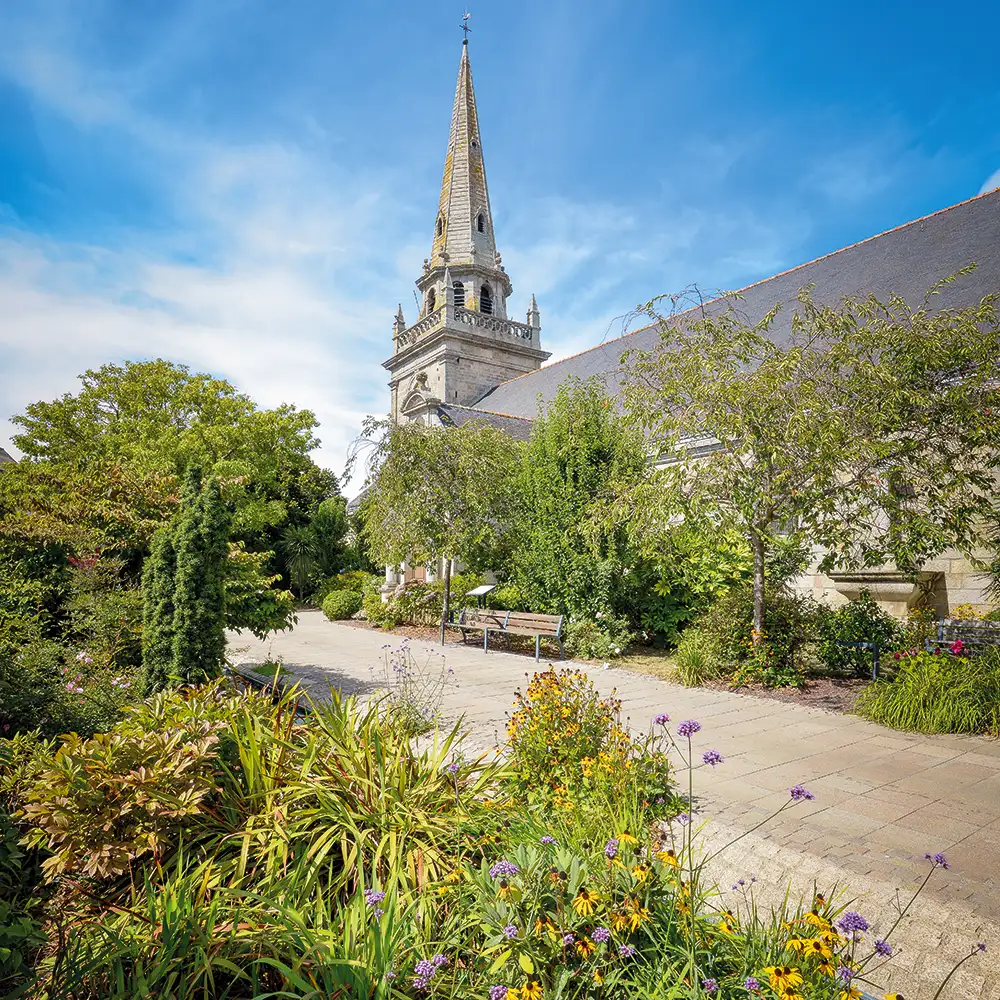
[414,959,436,978]
[364,888,386,908]
[502,924,518,940]
[702,978,718,993]
[373,908,384,919]
[604,838,619,859]
[413,976,431,991]
[874,938,892,957]
[447,761,460,774]
[744,976,760,992]
[562,933,575,946]
[836,966,854,983]
[432,954,448,968]
[489,860,520,879]
[975,941,987,953]
[789,784,815,802]
[702,749,725,767]
[925,851,950,869]
[591,927,611,943]
[677,719,702,738]
[619,944,635,958]
[653,712,671,726]
[385,971,396,980]
[837,911,869,935]
[540,835,556,845]
[489,987,508,1000]
[675,812,691,825]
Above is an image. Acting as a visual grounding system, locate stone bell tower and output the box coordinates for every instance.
[384,39,549,424]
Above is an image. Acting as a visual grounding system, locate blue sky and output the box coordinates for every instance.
[2,0,999,481]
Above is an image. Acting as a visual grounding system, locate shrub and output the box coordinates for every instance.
[20,723,222,879]
[672,627,720,687]
[692,584,820,685]
[0,641,134,739]
[322,590,363,621]
[312,570,381,604]
[361,588,402,629]
[816,589,908,676]
[563,615,633,660]
[856,645,1000,735]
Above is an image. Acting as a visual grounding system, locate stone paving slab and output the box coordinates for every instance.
[229,613,1000,999]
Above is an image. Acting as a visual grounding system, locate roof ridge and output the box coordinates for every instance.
[482,186,1000,393]
[443,402,533,422]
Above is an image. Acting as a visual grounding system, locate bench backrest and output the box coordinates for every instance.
[460,607,510,629]
[937,619,1000,647]
[504,611,563,636]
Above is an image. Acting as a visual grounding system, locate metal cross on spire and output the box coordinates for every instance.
[460,10,471,40]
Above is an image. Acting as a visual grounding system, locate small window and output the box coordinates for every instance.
[426,288,436,313]
[436,215,444,237]
[480,284,493,315]
[476,213,485,233]
[453,281,465,307]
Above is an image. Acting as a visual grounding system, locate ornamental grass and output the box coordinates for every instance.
[0,665,987,998]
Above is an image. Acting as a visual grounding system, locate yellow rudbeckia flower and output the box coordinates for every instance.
[572,888,600,916]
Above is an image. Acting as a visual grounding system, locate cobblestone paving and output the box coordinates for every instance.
[229,612,1000,999]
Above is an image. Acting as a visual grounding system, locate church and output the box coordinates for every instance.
[382,39,1000,616]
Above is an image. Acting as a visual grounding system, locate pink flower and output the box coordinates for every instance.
[949,639,965,655]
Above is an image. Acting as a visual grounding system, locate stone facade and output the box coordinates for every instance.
[383,40,549,431]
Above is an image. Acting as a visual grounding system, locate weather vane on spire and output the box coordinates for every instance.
[460,10,471,40]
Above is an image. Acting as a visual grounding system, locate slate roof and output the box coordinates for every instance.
[474,188,1000,419]
[0,448,14,465]
[436,404,533,441]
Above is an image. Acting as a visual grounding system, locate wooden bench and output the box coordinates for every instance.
[444,607,565,661]
[929,619,1000,652]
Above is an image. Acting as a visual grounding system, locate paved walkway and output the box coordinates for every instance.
[229,613,1000,999]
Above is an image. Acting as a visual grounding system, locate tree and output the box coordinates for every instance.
[172,469,229,685]
[141,467,230,693]
[280,523,318,599]
[140,530,177,695]
[621,277,1000,636]
[359,419,522,636]
[507,378,646,622]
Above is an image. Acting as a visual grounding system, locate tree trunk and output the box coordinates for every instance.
[440,556,452,645]
[751,529,766,643]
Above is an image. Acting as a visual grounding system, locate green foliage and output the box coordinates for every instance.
[142,469,231,694]
[141,530,176,695]
[672,627,721,687]
[362,588,402,629]
[20,725,222,879]
[322,590,363,621]
[635,524,752,645]
[223,540,296,638]
[312,569,381,604]
[692,584,820,687]
[507,379,645,625]
[622,279,1000,636]
[856,646,1000,734]
[816,590,908,675]
[361,419,522,574]
[563,616,633,660]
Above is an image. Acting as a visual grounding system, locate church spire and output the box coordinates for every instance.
[430,40,496,269]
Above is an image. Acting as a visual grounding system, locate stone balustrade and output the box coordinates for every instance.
[396,307,445,348]
[455,306,535,340]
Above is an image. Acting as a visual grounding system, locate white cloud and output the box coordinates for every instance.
[979,168,1000,195]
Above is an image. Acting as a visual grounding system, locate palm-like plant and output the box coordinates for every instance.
[279,523,318,599]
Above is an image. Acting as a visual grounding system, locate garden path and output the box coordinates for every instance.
[229,612,1000,1000]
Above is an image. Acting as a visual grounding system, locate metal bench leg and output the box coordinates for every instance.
[535,634,541,662]
[558,638,564,659]
[484,629,489,653]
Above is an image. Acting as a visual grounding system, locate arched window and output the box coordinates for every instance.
[436,215,444,237]
[476,213,485,233]
[480,284,493,315]
[426,288,436,313]
[453,281,465,308]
